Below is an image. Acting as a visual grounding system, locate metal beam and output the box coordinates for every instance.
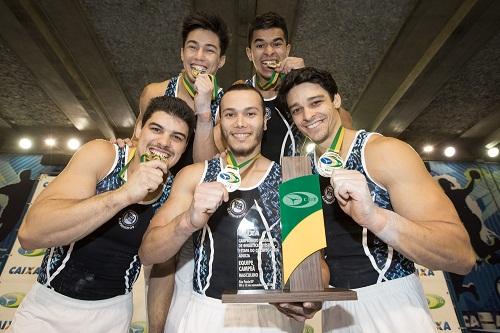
[461,100,500,149]
[377,0,500,137]
[0,0,103,134]
[351,0,467,130]
[23,0,135,134]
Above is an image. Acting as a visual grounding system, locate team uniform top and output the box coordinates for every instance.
[310,130,415,289]
[245,76,303,164]
[193,158,283,299]
[37,145,172,300]
[165,74,223,175]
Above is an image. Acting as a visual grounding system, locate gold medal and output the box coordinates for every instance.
[140,151,169,163]
[262,60,280,69]
[317,151,343,177]
[217,165,241,192]
[191,65,206,78]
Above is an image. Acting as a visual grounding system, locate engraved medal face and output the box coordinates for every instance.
[216,165,241,192]
[317,151,343,177]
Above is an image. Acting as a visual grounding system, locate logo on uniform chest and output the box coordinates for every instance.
[322,185,336,205]
[119,209,139,230]
[227,198,248,219]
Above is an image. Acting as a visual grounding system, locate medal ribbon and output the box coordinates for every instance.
[182,72,218,100]
[328,126,345,154]
[226,151,261,170]
[118,147,137,181]
[256,71,284,91]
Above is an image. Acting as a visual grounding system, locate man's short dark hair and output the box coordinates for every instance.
[277,67,339,114]
[221,84,265,113]
[142,96,196,140]
[248,12,288,46]
[182,12,229,56]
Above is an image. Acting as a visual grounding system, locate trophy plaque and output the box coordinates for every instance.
[222,156,357,303]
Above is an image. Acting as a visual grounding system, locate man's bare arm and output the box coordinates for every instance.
[19,140,167,249]
[332,136,475,275]
[139,163,228,266]
[147,260,175,333]
[192,75,219,162]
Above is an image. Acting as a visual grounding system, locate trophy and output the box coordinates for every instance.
[222,156,357,303]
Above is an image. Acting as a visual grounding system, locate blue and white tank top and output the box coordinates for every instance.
[310,131,415,289]
[193,158,283,299]
[37,145,172,300]
[165,74,224,175]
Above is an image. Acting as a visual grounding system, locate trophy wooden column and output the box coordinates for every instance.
[222,156,357,303]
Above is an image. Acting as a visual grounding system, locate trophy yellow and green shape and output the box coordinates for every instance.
[222,156,357,303]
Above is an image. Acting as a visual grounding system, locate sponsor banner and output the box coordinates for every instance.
[427,161,500,330]
[0,281,33,331]
[463,311,500,330]
[0,155,60,272]
[417,264,461,332]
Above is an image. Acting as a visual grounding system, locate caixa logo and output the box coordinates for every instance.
[129,321,147,333]
[0,292,25,308]
[426,294,445,309]
[282,192,318,209]
[18,248,46,257]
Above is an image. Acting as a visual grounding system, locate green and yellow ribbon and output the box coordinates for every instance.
[182,72,219,100]
[256,71,284,91]
[226,151,261,170]
[226,152,260,169]
[328,126,345,154]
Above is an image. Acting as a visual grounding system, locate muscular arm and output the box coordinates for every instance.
[139,162,228,265]
[18,141,132,249]
[192,75,220,162]
[336,137,475,275]
[147,260,175,333]
[139,164,201,265]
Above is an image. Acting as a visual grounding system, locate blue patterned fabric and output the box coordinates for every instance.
[166,74,222,126]
[309,131,415,288]
[38,146,172,300]
[192,158,283,299]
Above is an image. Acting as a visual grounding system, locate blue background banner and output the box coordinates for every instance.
[428,161,500,331]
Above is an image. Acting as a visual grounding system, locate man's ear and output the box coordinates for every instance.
[333,94,342,109]
[286,43,291,57]
[218,55,226,69]
[134,122,142,139]
[180,47,184,63]
[246,47,253,62]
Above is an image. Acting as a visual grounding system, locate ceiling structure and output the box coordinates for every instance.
[0,0,499,163]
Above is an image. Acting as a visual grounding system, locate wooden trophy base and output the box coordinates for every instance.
[221,288,357,303]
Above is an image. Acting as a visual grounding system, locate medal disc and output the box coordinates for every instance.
[317,151,343,177]
[217,166,241,192]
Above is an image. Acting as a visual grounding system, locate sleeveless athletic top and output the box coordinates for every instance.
[166,74,223,175]
[37,145,173,300]
[310,131,415,289]
[193,158,283,299]
[245,76,303,164]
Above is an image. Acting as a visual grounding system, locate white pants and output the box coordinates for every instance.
[322,274,436,333]
[177,291,304,333]
[7,282,133,333]
[164,240,194,333]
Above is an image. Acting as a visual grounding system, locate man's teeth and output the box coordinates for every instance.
[233,133,250,139]
[306,121,322,129]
